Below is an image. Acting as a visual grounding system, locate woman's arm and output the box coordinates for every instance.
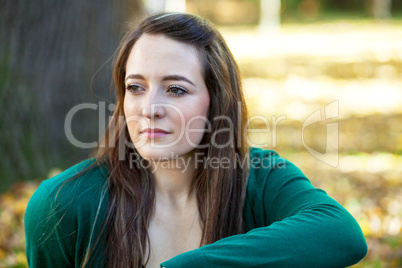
[160,151,367,268]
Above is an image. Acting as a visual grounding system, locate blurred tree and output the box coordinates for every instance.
[371,0,392,19]
[144,0,186,13]
[144,0,166,13]
[260,0,281,31]
[0,0,143,191]
[298,0,321,19]
[165,0,187,12]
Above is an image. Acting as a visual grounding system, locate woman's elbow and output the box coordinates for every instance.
[321,206,368,265]
[337,214,368,265]
[348,232,368,263]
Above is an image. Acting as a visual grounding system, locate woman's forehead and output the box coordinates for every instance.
[125,34,203,79]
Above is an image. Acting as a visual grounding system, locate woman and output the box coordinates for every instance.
[25,12,367,267]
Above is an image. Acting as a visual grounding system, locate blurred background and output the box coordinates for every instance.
[1,0,401,266]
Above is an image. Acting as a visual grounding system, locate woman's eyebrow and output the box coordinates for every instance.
[125,74,196,87]
[125,74,145,82]
[162,75,196,87]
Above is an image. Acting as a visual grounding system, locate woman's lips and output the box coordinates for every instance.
[141,128,171,138]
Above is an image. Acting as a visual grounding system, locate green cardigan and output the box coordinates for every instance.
[25,148,367,267]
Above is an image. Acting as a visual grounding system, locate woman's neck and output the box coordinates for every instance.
[150,151,197,208]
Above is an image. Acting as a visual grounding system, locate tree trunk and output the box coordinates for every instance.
[372,0,392,19]
[260,0,281,31]
[0,0,143,191]
[144,0,186,14]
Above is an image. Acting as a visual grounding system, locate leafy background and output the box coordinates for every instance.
[1,0,401,267]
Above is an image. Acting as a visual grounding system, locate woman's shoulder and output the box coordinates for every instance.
[245,147,315,215]
[39,158,109,200]
[247,147,306,186]
[245,147,323,226]
[26,158,110,225]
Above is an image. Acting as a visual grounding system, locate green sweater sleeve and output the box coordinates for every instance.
[161,149,368,267]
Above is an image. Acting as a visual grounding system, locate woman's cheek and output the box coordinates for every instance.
[184,115,208,147]
[124,97,138,115]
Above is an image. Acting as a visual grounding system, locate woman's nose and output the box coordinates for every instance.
[141,88,166,119]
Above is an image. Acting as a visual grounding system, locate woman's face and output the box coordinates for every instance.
[124,34,210,161]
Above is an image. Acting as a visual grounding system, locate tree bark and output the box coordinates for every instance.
[0,0,143,191]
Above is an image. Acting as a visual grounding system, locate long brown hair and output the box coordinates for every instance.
[84,12,250,267]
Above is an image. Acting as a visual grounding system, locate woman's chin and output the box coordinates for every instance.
[135,146,196,162]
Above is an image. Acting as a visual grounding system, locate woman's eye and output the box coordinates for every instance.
[168,85,187,96]
[126,84,143,94]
